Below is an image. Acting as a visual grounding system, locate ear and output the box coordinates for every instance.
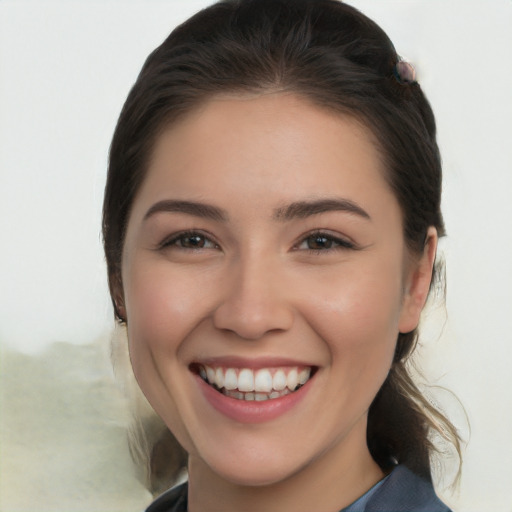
[110,271,127,322]
[398,227,438,334]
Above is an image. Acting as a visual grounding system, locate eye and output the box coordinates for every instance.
[295,231,355,252]
[160,231,218,250]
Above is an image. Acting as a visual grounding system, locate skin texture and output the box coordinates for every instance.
[119,93,437,512]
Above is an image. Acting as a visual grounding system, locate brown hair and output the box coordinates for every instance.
[103,0,461,492]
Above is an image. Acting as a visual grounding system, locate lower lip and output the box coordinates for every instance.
[195,374,312,424]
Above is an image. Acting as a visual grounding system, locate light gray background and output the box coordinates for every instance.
[1,1,511,511]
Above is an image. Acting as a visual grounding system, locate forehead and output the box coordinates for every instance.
[133,92,396,220]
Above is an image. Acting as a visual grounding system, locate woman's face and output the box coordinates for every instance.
[121,93,433,486]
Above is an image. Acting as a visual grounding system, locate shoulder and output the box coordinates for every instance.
[145,482,188,512]
[365,465,452,512]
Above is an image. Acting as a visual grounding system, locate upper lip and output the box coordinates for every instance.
[190,356,317,369]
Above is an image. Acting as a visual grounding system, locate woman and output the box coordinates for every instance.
[103,0,461,510]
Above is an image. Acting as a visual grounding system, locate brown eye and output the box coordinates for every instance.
[180,234,207,248]
[306,235,333,250]
[295,232,355,252]
[161,231,218,250]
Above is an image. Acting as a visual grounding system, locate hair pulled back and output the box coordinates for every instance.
[103,0,460,492]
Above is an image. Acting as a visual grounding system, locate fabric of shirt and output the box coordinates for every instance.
[145,465,452,512]
[341,473,389,512]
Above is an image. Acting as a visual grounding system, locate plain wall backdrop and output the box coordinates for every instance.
[1,1,511,511]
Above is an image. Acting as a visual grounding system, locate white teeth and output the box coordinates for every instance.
[206,366,216,385]
[254,369,273,392]
[198,364,313,399]
[272,370,287,391]
[224,368,238,390]
[238,369,254,392]
[215,367,224,388]
[225,390,244,399]
[299,367,311,385]
[286,368,298,391]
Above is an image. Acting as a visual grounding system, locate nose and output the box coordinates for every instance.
[212,256,294,340]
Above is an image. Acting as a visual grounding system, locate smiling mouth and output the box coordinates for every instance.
[191,364,315,402]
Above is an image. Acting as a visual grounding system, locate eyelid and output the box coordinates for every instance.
[292,230,357,251]
[158,229,220,250]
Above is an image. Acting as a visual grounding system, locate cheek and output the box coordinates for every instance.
[301,264,403,374]
[122,261,214,451]
[124,261,214,354]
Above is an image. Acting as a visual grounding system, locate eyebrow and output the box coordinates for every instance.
[273,198,371,221]
[143,199,228,222]
[143,197,370,223]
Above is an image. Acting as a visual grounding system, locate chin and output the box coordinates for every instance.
[198,444,304,487]
[215,463,296,487]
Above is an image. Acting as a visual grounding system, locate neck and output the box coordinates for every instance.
[187,417,385,512]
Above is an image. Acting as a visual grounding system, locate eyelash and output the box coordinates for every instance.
[293,231,356,253]
[159,230,355,253]
[159,230,219,251]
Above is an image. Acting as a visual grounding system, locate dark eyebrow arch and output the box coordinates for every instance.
[273,198,371,221]
[143,200,228,222]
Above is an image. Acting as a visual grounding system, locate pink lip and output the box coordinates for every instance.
[194,373,313,424]
[193,355,314,369]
